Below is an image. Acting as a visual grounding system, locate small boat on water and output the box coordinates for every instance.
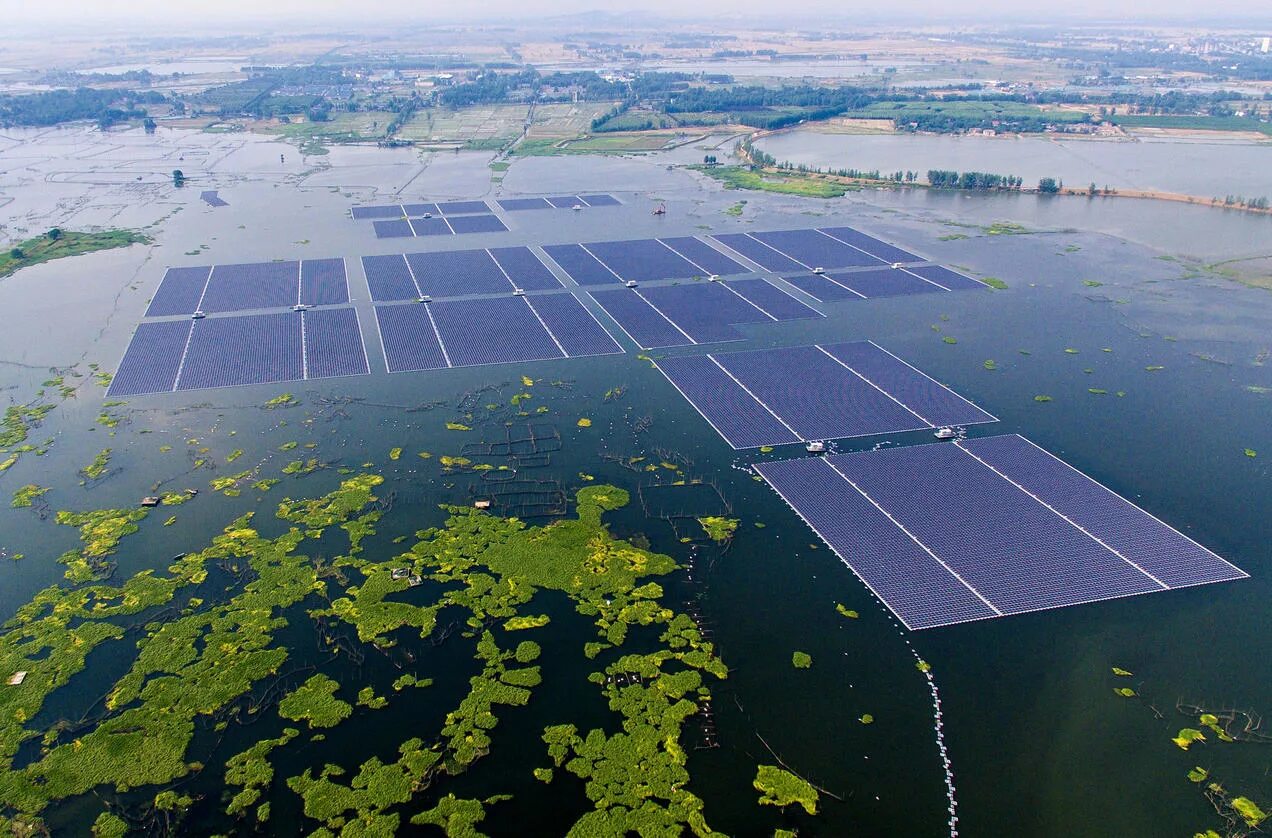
[805,440,826,453]
[934,427,958,440]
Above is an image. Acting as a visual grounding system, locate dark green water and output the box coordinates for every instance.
[0,161,1269,836]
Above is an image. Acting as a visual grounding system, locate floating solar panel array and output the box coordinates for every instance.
[374,292,621,373]
[543,237,747,285]
[200,190,228,207]
[710,226,922,270]
[654,341,996,449]
[145,260,349,316]
[756,435,1246,630]
[372,215,509,239]
[108,308,371,396]
[352,200,492,220]
[590,279,821,349]
[498,194,621,211]
[361,246,562,302]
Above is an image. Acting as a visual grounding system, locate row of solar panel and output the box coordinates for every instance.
[373,215,509,239]
[352,199,492,220]
[756,435,1246,630]
[655,342,996,449]
[363,246,561,300]
[497,194,621,211]
[108,308,370,396]
[145,259,350,317]
[375,293,622,372]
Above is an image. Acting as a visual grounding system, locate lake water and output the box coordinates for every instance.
[757,129,1272,203]
[0,126,1268,835]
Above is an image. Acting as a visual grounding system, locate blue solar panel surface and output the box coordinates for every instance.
[429,297,564,367]
[406,250,510,297]
[638,282,769,344]
[906,265,986,291]
[958,435,1246,589]
[300,258,349,306]
[374,219,415,238]
[714,345,927,441]
[588,288,692,349]
[303,308,369,379]
[176,312,304,390]
[585,239,703,281]
[199,261,299,313]
[780,273,865,303]
[828,443,1165,616]
[499,198,553,211]
[818,227,921,263]
[525,293,622,357]
[546,196,582,208]
[752,229,885,269]
[756,456,999,629]
[655,355,800,449]
[437,200,490,215]
[108,320,193,396]
[725,278,822,320]
[375,304,450,372]
[362,255,419,302]
[147,266,211,317]
[821,342,996,427]
[489,247,562,291]
[831,268,945,298]
[579,194,620,207]
[409,217,453,237]
[542,244,620,285]
[657,237,748,276]
[402,203,439,217]
[711,233,806,272]
[447,214,508,234]
[353,205,404,220]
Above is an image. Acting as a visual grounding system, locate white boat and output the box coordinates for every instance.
[708,274,720,282]
[418,295,432,304]
[805,440,826,453]
[812,266,826,274]
[934,427,958,440]
[192,310,206,319]
[891,262,903,269]
[292,303,310,312]
[572,204,583,211]
[625,280,638,288]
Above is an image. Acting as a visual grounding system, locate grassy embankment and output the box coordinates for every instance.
[0,230,151,280]
[692,165,853,198]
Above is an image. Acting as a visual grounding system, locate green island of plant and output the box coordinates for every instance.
[0,229,150,280]
[697,516,739,543]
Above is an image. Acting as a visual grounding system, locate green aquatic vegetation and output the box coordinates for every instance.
[79,448,112,480]
[263,393,298,408]
[984,221,1030,235]
[510,392,532,405]
[916,660,931,673]
[1089,388,1108,395]
[1112,667,1133,676]
[1232,797,1268,827]
[281,458,323,475]
[1244,449,1257,458]
[225,729,300,816]
[697,516,739,543]
[95,407,123,429]
[1246,385,1272,394]
[54,506,149,581]
[357,687,388,709]
[504,615,550,631]
[446,422,472,431]
[983,359,997,370]
[860,713,874,724]
[163,515,176,526]
[1083,280,1104,287]
[1,403,55,449]
[981,276,1008,290]
[1034,395,1053,403]
[278,674,353,729]
[792,651,812,669]
[1064,348,1079,354]
[411,794,502,835]
[279,441,298,451]
[1114,687,1136,697]
[754,765,819,815]
[835,603,858,619]
[942,336,957,344]
[389,446,402,460]
[938,233,969,240]
[577,417,592,428]
[1145,365,1165,372]
[0,454,17,471]
[1187,766,1209,783]
[226,448,244,463]
[252,478,280,492]
[10,484,48,508]
[1173,728,1206,750]
[534,767,553,782]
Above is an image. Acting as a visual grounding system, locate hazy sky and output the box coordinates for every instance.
[4,0,1270,25]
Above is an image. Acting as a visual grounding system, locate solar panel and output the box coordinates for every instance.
[820,341,996,427]
[199,261,299,313]
[429,296,564,367]
[830,268,946,298]
[829,444,1163,615]
[725,278,822,320]
[405,250,510,297]
[713,345,928,441]
[578,194,620,207]
[352,205,403,220]
[584,239,703,281]
[957,435,1246,589]
[780,273,866,303]
[146,266,211,317]
[657,237,748,276]
[588,288,695,349]
[905,265,987,291]
[542,244,620,285]
[447,214,508,234]
[498,198,553,211]
[176,312,304,391]
[300,258,350,306]
[374,219,415,238]
[655,355,801,449]
[403,203,439,217]
[818,226,921,264]
[756,456,999,629]
[303,308,369,379]
[409,217,453,237]
[200,190,228,208]
[525,293,622,357]
[638,282,770,344]
[107,320,193,396]
[375,304,449,372]
[711,233,806,272]
[489,247,562,291]
[752,229,886,269]
[437,200,490,215]
[546,196,583,208]
[362,255,419,302]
